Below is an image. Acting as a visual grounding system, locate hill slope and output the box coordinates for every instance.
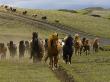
[14,8,110,38]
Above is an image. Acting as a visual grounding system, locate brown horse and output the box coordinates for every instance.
[93,38,99,53]
[47,33,61,70]
[84,39,91,55]
[80,38,91,55]
[74,34,82,55]
[30,32,44,63]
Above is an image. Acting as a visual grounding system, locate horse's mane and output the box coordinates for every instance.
[74,34,80,41]
[48,33,58,48]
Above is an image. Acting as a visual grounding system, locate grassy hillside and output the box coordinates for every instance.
[0,10,66,43]
[14,8,110,38]
[0,7,110,38]
[61,51,110,82]
[0,6,110,82]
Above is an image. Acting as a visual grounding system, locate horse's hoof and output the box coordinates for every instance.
[69,62,71,65]
[63,60,65,63]
[52,68,55,70]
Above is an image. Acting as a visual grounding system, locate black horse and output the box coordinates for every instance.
[19,41,25,58]
[30,32,43,63]
[63,35,74,64]
[8,41,17,58]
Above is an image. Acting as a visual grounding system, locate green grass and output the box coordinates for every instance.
[60,51,110,82]
[0,58,60,82]
[102,45,110,50]
[1,7,110,38]
[0,7,110,82]
[14,8,110,38]
[0,11,66,43]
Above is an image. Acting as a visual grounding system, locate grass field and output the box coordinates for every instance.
[0,8,63,82]
[60,51,110,82]
[1,7,110,38]
[0,10,66,43]
[14,8,110,38]
[0,58,60,82]
[0,6,110,82]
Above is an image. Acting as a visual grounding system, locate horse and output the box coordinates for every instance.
[7,41,17,58]
[93,38,99,53]
[80,37,86,53]
[30,32,44,63]
[22,11,27,15]
[74,34,82,55]
[47,33,61,70]
[0,43,7,60]
[63,35,73,64]
[25,41,30,54]
[84,39,91,55]
[19,41,25,58]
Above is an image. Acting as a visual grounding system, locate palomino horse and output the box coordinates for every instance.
[93,38,99,53]
[74,34,82,55]
[47,33,61,70]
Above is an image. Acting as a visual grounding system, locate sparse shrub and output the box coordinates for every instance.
[22,11,27,15]
[42,16,47,20]
[91,14,101,17]
[55,20,60,23]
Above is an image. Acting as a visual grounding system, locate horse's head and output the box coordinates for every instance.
[93,38,99,46]
[74,34,80,42]
[51,33,58,47]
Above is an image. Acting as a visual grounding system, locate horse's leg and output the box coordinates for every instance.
[75,48,77,55]
[88,46,90,55]
[78,48,80,55]
[69,54,72,64]
[44,54,49,62]
[33,56,36,63]
[49,56,54,69]
[86,50,87,55]
[80,48,82,56]
[49,56,52,67]
[52,56,54,70]
[65,55,68,64]
[54,56,58,68]
[80,46,83,55]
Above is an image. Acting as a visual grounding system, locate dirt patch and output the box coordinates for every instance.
[52,66,74,82]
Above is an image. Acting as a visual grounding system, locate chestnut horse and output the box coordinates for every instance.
[93,38,99,53]
[74,34,82,55]
[47,33,61,70]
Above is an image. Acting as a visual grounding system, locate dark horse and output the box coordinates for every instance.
[63,35,74,64]
[19,41,25,58]
[30,32,43,63]
[7,41,17,58]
